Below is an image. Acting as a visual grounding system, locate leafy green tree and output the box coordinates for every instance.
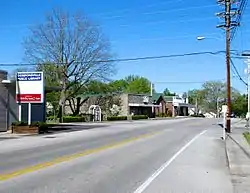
[163,88,176,96]
[109,75,151,94]
[188,81,241,113]
[232,94,247,117]
[126,76,151,94]
[109,79,128,92]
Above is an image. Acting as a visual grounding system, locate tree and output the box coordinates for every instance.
[126,76,151,94]
[231,94,247,117]
[188,81,241,113]
[163,88,175,96]
[109,75,151,94]
[23,8,115,116]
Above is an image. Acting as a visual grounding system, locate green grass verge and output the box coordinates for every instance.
[243,131,250,144]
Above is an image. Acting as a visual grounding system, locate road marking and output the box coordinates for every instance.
[0,131,161,181]
[133,130,207,193]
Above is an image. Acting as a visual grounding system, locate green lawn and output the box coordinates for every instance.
[243,131,250,144]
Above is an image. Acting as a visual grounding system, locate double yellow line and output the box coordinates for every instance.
[0,131,161,181]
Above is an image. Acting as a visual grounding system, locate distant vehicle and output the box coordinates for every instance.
[231,113,236,118]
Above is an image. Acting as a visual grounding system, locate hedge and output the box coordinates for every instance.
[107,115,148,121]
[132,115,148,120]
[63,116,85,123]
[107,116,127,121]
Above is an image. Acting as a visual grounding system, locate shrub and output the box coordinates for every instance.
[132,115,148,120]
[156,113,172,117]
[31,122,49,134]
[63,116,85,123]
[107,116,127,121]
[11,121,27,126]
[79,113,94,122]
[11,121,49,134]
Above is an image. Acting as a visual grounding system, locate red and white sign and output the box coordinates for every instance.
[16,72,44,103]
[16,94,42,102]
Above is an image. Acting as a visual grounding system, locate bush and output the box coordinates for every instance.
[156,113,166,117]
[132,115,148,120]
[11,121,49,134]
[107,116,127,121]
[11,121,27,126]
[79,113,94,122]
[31,122,49,134]
[156,112,172,117]
[47,115,56,120]
[63,116,85,123]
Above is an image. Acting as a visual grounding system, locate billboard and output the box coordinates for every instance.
[16,72,44,103]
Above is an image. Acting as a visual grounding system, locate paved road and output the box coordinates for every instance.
[0,118,233,193]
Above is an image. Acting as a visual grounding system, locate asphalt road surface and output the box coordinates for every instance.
[0,118,233,193]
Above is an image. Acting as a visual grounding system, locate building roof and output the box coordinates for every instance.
[163,96,174,102]
[152,93,163,101]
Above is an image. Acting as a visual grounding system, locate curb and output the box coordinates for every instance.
[224,134,230,169]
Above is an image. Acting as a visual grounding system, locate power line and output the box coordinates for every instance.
[0,50,236,67]
[0,4,219,31]
[230,58,248,85]
[231,0,249,42]
[100,4,218,20]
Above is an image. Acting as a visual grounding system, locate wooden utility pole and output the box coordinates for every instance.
[216,0,240,133]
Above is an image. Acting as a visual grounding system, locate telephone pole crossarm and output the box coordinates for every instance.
[216,0,240,133]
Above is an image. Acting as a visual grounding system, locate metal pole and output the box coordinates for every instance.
[28,103,32,125]
[216,98,219,118]
[225,0,231,133]
[195,98,198,115]
[6,88,10,131]
[18,104,22,122]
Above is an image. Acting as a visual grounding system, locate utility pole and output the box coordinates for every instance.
[216,0,240,133]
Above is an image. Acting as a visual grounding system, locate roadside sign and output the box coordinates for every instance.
[222,105,228,113]
[16,72,44,103]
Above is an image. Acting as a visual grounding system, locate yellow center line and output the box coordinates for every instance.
[0,131,161,181]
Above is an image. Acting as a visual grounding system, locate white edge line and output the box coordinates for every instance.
[133,129,207,193]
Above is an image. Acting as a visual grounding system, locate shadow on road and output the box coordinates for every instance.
[43,124,109,135]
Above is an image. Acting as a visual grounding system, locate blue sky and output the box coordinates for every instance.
[1,0,250,94]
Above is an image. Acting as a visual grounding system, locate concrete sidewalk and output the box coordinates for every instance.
[226,123,250,193]
[138,126,234,193]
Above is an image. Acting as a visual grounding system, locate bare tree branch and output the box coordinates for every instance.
[23,8,115,115]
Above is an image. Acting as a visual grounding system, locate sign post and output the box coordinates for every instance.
[16,72,44,125]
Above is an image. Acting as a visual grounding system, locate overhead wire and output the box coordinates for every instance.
[0,4,219,30]
[230,58,248,85]
[231,0,249,42]
[0,50,239,67]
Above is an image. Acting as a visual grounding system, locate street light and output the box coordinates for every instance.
[196,36,224,41]
[197,35,231,132]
